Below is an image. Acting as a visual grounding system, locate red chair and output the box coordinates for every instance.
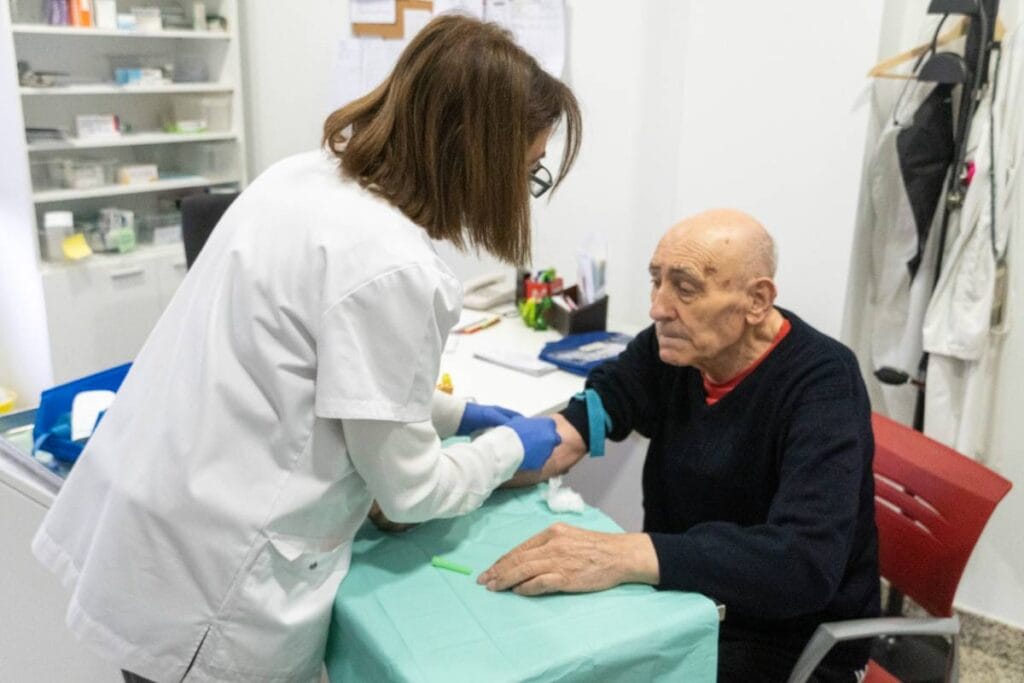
[788,413,1012,683]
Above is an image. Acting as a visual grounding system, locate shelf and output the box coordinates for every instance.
[20,83,234,96]
[39,242,186,275]
[28,132,238,152]
[33,176,238,203]
[12,24,230,40]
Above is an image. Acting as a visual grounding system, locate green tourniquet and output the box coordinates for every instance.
[431,556,472,575]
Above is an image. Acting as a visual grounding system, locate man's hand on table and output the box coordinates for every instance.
[477,524,660,596]
[501,414,587,488]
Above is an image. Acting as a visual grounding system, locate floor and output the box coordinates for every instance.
[957,608,1024,682]
[885,583,1024,682]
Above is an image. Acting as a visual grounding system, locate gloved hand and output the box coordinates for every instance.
[505,416,562,471]
[457,402,522,436]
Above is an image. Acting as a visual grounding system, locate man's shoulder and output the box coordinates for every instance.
[780,309,859,364]
[774,309,865,402]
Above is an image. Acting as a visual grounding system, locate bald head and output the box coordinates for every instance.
[660,209,777,285]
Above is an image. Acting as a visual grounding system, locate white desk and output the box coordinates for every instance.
[437,308,586,416]
[440,309,650,533]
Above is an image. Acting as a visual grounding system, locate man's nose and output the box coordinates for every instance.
[649,285,674,322]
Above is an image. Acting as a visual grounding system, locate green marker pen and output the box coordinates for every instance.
[431,555,472,575]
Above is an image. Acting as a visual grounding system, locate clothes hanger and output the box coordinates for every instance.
[868,15,1005,80]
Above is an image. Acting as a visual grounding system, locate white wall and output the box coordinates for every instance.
[666,3,884,337]
[0,2,54,408]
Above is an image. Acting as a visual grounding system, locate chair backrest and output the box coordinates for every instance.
[181,191,239,269]
[872,413,1012,617]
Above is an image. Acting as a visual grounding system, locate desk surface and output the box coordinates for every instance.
[438,308,591,416]
[325,488,719,682]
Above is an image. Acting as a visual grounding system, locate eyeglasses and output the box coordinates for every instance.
[529,163,553,199]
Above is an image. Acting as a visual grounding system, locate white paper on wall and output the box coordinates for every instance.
[332,0,565,112]
[404,8,433,38]
[350,0,397,24]
[485,0,565,77]
[433,0,485,20]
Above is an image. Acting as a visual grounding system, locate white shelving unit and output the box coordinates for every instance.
[12,23,231,39]
[33,174,229,203]
[20,82,234,95]
[28,130,236,150]
[1,0,247,388]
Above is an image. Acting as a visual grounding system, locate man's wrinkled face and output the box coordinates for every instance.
[647,230,749,369]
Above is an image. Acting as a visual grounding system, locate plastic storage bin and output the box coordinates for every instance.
[31,157,116,190]
[33,363,131,463]
[201,97,231,131]
[137,211,182,244]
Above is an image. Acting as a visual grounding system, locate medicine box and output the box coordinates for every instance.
[117,164,158,185]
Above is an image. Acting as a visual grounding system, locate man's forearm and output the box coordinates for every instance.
[500,413,587,488]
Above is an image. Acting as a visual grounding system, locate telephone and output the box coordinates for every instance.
[462,272,515,310]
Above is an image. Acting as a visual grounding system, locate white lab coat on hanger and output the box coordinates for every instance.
[922,25,1021,459]
[864,80,945,425]
[32,150,525,682]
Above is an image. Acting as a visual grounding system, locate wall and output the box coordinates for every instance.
[0,2,54,408]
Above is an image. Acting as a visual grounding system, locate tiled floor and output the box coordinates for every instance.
[960,642,1024,682]
[958,608,1024,682]
[888,585,1024,682]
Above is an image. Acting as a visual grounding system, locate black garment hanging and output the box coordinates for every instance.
[895,83,955,279]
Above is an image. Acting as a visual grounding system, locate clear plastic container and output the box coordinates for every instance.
[30,159,62,190]
[31,157,116,189]
[132,7,163,32]
[137,211,182,245]
[109,54,174,85]
[85,208,136,253]
[174,53,209,83]
[177,142,232,179]
[167,96,207,133]
[64,159,117,189]
[201,97,231,131]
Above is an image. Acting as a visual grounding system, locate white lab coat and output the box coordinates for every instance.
[32,150,524,682]
[863,79,946,425]
[922,25,1021,458]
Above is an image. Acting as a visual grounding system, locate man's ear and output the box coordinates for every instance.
[745,277,777,324]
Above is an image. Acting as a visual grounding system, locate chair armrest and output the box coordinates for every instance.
[786,616,959,683]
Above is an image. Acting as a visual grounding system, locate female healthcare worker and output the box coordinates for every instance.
[32,15,581,683]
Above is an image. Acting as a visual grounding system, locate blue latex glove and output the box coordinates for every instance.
[457,403,522,436]
[505,416,562,471]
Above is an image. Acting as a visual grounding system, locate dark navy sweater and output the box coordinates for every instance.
[562,309,880,668]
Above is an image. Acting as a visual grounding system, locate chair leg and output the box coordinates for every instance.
[884,587,905,616]
[946,633,959,683]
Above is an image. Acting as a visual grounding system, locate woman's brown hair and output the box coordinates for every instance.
[323,14,581,265]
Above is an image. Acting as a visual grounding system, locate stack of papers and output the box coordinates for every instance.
[473,348,559,376]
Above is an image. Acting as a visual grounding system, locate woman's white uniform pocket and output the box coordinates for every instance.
[202,533,352,681]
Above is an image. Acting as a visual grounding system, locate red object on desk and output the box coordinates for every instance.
[461,316,501,334]
[524,277,563,300]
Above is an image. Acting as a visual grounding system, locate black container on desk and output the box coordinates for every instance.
[544,285,608,335]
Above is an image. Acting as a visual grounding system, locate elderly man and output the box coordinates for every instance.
[482,209,880,682]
